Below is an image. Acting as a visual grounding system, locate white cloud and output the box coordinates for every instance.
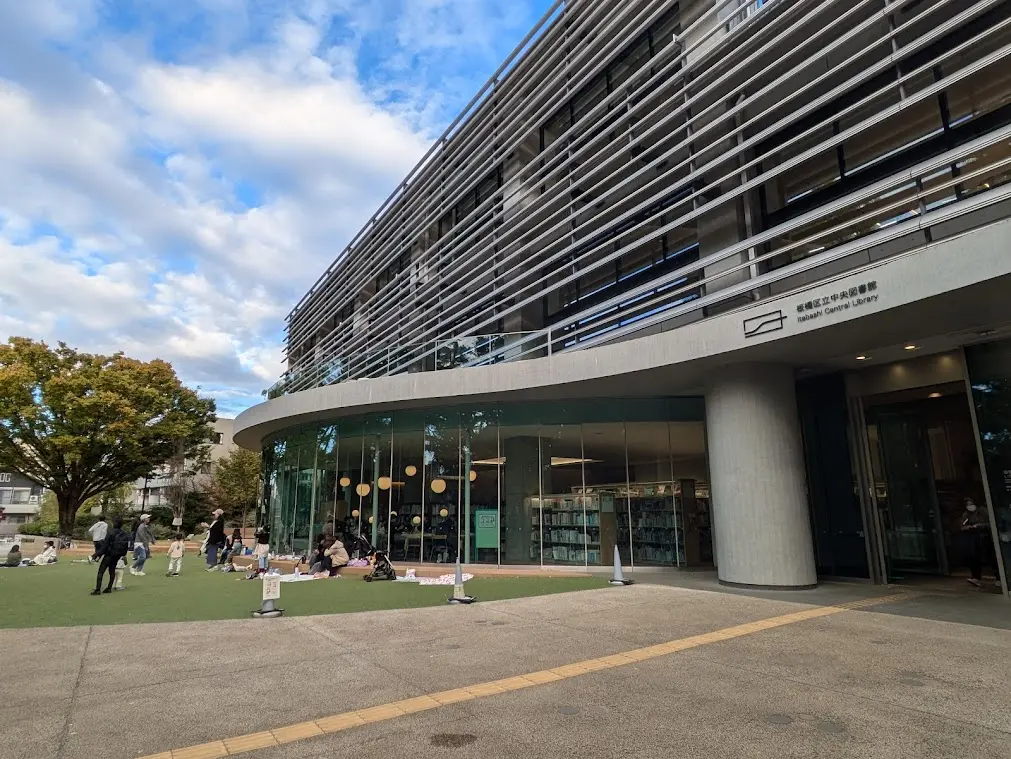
[0,0,547,415]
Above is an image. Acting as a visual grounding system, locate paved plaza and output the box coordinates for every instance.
[1,580,1008,759]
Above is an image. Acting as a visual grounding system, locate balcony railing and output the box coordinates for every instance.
[266,332,546,399]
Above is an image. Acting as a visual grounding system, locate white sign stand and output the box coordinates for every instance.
[253,575,283,618]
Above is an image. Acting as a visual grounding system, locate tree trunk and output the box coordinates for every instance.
[56,492,82,538]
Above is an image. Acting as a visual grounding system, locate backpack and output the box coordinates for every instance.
[110,529,131,557]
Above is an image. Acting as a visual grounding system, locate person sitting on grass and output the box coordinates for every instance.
[221,528,243,565]
[30,541,58,565]
[3,544,21,567]
[323,535,350,577]
[307,534,328,573]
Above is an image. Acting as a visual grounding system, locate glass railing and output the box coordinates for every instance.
[265,332,546,398]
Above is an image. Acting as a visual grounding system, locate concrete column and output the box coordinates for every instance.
[502,436,549,564]
[706,364,817,588]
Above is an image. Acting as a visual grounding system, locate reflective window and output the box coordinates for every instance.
[964,339,1011,596]
[260,399,708,569]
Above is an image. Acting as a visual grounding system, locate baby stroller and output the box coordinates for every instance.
[352,533,396,582]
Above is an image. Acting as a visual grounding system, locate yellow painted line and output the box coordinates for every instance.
[314,713,364,733]
[144,592,917,759]
[170,741,228,759]
[270,721,322,744]
[222,734,276,754]
[391,695,442,714]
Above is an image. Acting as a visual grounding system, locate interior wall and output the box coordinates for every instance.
[846,351,965,398]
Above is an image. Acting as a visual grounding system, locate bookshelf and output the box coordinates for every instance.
[526,492,617,565]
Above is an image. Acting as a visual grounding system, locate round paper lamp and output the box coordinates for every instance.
[405,465,418,477]
[352,509,360,518]
[439,508,449,518]
[368,516,374,524]
[469,470,477,482]
[390,511,397,518]
[339,476,351,487]
[431,478,447,494]
[412,516,421,526]
[378,476,392,490]
[356,483,371,497]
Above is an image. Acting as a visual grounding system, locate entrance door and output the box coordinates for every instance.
[867,408,947,576]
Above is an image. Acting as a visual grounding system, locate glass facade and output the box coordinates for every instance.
[965,339,1011,595]
[259,398,708,567]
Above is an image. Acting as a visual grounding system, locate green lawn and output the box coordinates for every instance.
[0,557,602,629]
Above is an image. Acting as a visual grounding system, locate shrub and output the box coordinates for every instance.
[148,506,174,527]
[19,520,60,537]
[150,524,176,540]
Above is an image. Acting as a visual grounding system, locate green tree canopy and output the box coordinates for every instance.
[209,446,261,526]
[0,337,216,534]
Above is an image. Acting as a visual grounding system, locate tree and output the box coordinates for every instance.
[209,447,261,527]
[163,438,211,528]
[81,483,133,519]
[0,338,216,535]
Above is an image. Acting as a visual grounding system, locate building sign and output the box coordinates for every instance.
[740,277,885,339]
[795,280,880,325]
[744,309,787,338]
[0,473,11,483]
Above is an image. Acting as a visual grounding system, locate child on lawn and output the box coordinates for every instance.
[252,529,270,574]
[114,557,126,590]
[167,533,185,576]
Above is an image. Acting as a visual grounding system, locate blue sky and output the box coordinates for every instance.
[0,0,555,416]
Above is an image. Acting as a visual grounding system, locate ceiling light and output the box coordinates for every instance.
[928,392,942,398]
[856,355,869,360]
[904,344,918,351]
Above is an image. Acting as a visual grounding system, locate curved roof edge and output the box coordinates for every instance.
[234,226,1011,449]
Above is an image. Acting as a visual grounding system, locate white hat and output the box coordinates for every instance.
[140,513,151,521]
[212,509,224,517]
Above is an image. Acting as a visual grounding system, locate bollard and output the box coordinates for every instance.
[447,559,476,604]
[609,545,634,586]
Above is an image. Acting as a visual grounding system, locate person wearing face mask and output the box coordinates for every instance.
[961,498,994,588]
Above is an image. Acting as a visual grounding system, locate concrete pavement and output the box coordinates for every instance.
[1,583,1008,759]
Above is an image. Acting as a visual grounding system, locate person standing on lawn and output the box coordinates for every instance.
[131,514,155,576]
[166,533,185,576]
[93,517,130,595]
[252,528,270,574]
[205,509,226,569]
[87,516,108,563]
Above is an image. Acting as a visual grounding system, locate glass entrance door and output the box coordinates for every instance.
[867,408,947,576]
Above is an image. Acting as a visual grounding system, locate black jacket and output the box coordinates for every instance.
[208,519,226,547]
[106,528,131,559]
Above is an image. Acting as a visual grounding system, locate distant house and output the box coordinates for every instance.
[0,471,44,535]
[126,418,236,511]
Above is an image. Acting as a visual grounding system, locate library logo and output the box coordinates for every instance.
[743,309,787,339]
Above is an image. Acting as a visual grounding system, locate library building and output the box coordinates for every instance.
[236,0,1011,597]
